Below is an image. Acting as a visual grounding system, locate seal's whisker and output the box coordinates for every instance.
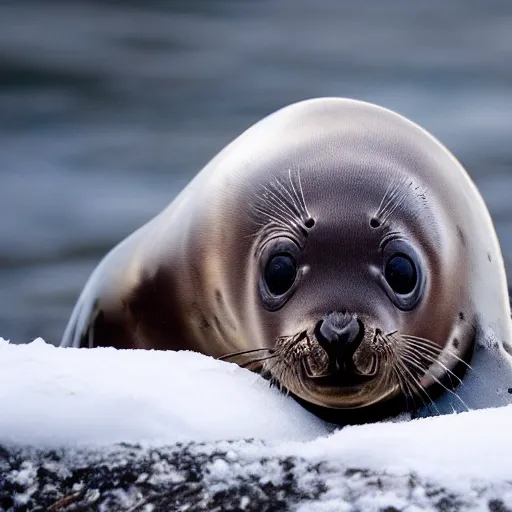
[268,362,297,396]
[378,185,403,217]
[401,335,442,353]
[288,169,302,206]
[261,352,286,382]
[394,359,432,413]
[368,353,379,376]
[375,177,412,225]
[264,220,299,239]
[399,352,470,412]
[277,175,303,214]
[288,168,307,217]
[262,204,299,229]
[376,180,403,219]
[391,360,414,409]
[404,341,453,367]
[376,181,399,216]
[394,364,425,413]
[259,195,295,221]
[385,331,472,413]
[255,212,296,235]
[253,177,310,242]
[402,365,441,416]
[261,330,314,395]
[391,330,467,390]
[273,179,302,215]
[395,358,441,416]
[254,204,296,228]
[427,373,471,412]
[217,348,275,362]
[294,168,310,218]
[239,354,278,369]
[381,194,408,224]
[380,335,420,411]
[403,335,474,371]
[379,335,421,412]
[261,186,299,220]
[402,346,464,387]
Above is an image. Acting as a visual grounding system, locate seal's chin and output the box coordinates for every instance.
[297,378,400,410]
[285,356,401,410]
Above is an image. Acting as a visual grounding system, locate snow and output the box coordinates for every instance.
[0,338,330,446]
[1,338,512,510]
[278,405,512,483]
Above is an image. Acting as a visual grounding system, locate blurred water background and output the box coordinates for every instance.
[1,0,512,344]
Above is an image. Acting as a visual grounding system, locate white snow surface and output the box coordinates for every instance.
[2,338,512,491]
[0,338,330,446]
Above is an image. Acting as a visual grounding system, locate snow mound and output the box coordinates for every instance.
[1,339,512,511]
[0,339,330,446]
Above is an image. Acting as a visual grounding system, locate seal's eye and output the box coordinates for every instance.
[259,237,301,311]
[380,238,424,311]
[265,254,297,295]
[385,254,417,295]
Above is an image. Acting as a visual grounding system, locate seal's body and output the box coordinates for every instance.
[62,98,512,423]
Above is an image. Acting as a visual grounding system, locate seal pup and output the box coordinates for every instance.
[62,98,512,423]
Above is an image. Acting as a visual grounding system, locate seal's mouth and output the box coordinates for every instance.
[263,323,469,414]
[251,319,393,409]
[312,317,367,378]
[218,318,472,423]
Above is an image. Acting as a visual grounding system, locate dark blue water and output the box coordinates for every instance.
[1,0,512,343]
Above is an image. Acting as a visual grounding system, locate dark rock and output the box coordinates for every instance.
[0,441,510,511]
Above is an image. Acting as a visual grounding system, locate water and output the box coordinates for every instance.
[1,0,512,343]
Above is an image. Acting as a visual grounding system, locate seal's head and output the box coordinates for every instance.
[244,164,474,423]
[61,96,511,420]
[211,98,510,423]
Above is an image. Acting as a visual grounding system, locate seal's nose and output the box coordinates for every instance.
[316,311,364,371]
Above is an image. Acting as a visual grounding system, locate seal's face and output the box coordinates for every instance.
[239,164,475,422]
